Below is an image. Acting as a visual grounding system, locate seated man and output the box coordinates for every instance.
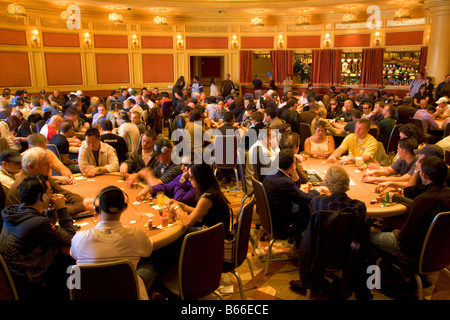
[91,103,115,129]
[0,149,22,194]
[40,115,63,141]
[70,186,154,300]
[362,138,418,185]
[377,103,397,151]
[27,133,75,185]
[126,138,182,188]
[6,147,88,216]
[78,128,119,177]
[119,129,158,176]
[371,156,450,264]
[0,174,75,300]
[49,120,80,174]
[116,111,141,153]
[327,119,378,165]
[136,156,196,207]
[130,111,146,135]
[99,119,129,164]
[263,148,328,247]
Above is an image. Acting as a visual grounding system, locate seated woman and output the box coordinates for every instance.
[168,162,230,232]
[310,165,367,220]
[304,120,335,159]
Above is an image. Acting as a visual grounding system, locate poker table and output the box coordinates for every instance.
[62,173,186,250]
[301,157,408,218]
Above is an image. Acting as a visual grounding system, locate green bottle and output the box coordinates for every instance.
[383,192,390,206]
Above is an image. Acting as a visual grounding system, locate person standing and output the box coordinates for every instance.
[253,74,263,101]
[220,73,235,99]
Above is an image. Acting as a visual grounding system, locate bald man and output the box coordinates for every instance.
[40,115,63,141]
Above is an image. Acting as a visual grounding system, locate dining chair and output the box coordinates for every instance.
[0,253,19,300]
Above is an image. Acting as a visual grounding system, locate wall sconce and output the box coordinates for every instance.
[374,31,381,47]
[131,34,139,49]
[278,34,284,49]
[231,35,238,49]
[324,33,331,48]
[177,34,184,49]
[31,29,40,46]
[83,32,91,48]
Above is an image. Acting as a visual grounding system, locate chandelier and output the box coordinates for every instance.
[154,15,167,25]
[393,8,411,20]
[341,12,357,24]
[6,2,26,17]
[108,11,123,24]
[251,16,264,26]
[295,15,310,26]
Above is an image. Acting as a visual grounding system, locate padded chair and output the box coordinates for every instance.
[161,101,172,129]
[236,149,250,211]
[446,150,450,167]
[69,260,140,300]
[368,127,379,139]
[27,113,43,124]
[47,144,62,176]
[386,124,401,163]
[251,176,279,275]
[444,122,450,138]
[244,93,254,99]
[167,118,173,140]
[213,135,240,191]
[299,122,312,152]
[222,198,257,300]
[408,118,426,136]
[155,223,225,300]
[0,253,19,300]
[36,120,46,133]
[43,111,52,122]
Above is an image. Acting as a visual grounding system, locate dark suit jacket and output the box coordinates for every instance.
[263,170,319,238]
[396,104,417,124]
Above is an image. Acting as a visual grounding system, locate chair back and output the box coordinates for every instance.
[251,176,273,236]
[408,118,425,136]
[36,120,46,133]
[179,223,225,300]
[234,198,255,268]
[368,127,379,139]
[43,111,52,121]
[214,134,237,170]
[236,149,248,195]
[161,101,172,119]
[445,150,450,167]
[419,211,450,274]
[168,118,173,139]
[444,122,450,138]
[0,253,19,300]
[244,93,254,99]
[69,260,139,300]
[47,144,62,160]
[299,122,312,151]
[27,113,43,124]
[386,124,401,154]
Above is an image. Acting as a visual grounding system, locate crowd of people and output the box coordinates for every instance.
[0,71,449,300]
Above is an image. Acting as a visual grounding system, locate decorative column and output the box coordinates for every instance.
[425,0,450,82]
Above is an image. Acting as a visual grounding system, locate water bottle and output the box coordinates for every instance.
[383,192,390,206]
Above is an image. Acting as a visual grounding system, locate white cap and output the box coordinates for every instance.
[267,90,273,97]
[76,90,83,96]
[436,97,448,104]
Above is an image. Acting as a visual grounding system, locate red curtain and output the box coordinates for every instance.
[311,49,342,86]
[270,50,294,85]
[239,50,253,85]
[419,46,428,75]
[360,48,384,88]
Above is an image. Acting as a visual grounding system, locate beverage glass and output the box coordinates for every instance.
[156,191,165,207]
[355,157,364,167]
[160,211,169,229]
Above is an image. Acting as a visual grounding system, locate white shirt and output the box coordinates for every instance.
[70,221,153,300]
[118,122,141,153]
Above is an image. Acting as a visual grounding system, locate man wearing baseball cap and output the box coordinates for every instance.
[0,149,22,193]
[126,138,182,188]
[434,97,449,120]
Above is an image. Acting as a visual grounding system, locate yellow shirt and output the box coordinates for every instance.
[338,133,378,160]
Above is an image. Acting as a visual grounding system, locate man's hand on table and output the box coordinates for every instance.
[85,167,100,178]
[83,198,95,212]
[338,156,354,165]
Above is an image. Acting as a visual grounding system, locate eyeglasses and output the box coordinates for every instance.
[363,107,369,109]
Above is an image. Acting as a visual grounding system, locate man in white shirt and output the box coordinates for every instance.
[116,111,141,153]
[70,186,154,300]
[78,128,119,177]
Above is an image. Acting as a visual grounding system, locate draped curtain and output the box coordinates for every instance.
[311,49,342,87]
[419,46,428,75]
[239,50,253,86]
[270,50,294,85]
[360,48,384,87]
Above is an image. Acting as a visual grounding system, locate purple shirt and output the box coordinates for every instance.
[151,173,197,207]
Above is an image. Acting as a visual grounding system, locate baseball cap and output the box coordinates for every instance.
[40,90,46,94]
[414,144,444,159]
[151,138,172,157]
[436,97,448,104]
[99,186,126,214]
[76,90,83,96]
[0,149,22,163]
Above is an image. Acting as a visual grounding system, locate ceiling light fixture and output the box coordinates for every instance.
[342,12,357,24]
[295,15,310,26]
[393,7,411,20]
[154,15,167,25]
[6,2,26,17]
[108,10,123,24]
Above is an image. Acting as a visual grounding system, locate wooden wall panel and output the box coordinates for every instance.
[0,29,27,45]
[96,54,130,84]
[0,52,31,87]
[386,31,424,46]
[241,37,274,49]
[94,35,128,48]
[186,37,228,49]
[334,34,371,47]
[45,53,82,86]
[287,36,321,48]
[43,32,80,47]
[142,54,174,83]
[142,36,173,49]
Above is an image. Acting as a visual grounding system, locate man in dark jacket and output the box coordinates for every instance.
[0,174,75,300]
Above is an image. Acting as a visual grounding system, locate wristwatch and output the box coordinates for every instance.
[173,205,180,211]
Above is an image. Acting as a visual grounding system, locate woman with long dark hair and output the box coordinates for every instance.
[168,162,230,231]
[172,76,185,108]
